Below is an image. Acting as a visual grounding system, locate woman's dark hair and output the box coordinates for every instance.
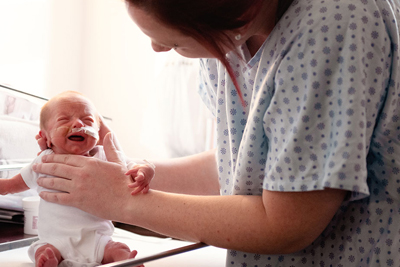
[126,0,294,105]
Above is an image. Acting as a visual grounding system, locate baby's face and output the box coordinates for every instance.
[42,95,100,155]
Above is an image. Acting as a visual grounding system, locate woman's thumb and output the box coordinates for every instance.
[103,132,125,165]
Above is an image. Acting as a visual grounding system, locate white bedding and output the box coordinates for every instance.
[0,228,226,267]
[0,86,44,211]
[0,115,40,211]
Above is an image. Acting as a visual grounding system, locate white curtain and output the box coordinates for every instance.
[140,52,215,158]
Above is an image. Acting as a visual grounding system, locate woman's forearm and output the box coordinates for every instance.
[120,188,346,255]
[149,149,220,195]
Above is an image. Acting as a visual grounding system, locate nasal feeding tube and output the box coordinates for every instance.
[71,126,99,140]
[53,126,100,140]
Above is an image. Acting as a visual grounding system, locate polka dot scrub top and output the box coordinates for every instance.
[198,0,400,266]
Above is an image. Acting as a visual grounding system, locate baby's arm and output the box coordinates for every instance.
[0,174,29,195]
[125,162,155,195]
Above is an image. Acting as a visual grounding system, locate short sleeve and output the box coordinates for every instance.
[20,149,54,190]
[262,3,392,201]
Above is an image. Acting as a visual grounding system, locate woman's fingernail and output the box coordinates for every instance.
[42,155,47,162]
[32,164,38,171]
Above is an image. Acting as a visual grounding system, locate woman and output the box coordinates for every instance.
[34,0,400,266]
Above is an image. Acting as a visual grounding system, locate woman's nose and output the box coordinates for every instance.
[151,41,172,52]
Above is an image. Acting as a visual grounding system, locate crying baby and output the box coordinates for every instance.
[0,91,154,267]
[39,93,102,157]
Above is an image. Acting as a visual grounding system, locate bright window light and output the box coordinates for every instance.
[0,0,49,96]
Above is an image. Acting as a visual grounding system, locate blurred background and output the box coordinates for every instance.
[0,0,214,160]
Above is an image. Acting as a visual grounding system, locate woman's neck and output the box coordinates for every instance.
[246,35,267,57]
[245,0,278,57]
[245,0,294,57]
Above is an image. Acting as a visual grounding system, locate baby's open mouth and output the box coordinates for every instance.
[70,127,99,140]
[68,135,85,141]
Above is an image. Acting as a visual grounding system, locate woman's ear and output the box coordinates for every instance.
[232,23,250,43]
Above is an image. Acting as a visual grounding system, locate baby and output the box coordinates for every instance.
[0,91,155,267]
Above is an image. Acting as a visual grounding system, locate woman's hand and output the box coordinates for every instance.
[96,115,124,151]
[33,132,132,220]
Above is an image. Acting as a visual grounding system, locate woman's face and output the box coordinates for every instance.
[126,3,215,58]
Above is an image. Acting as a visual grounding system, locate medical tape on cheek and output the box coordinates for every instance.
[48,126,71,146]
[53,126,71,137]
[71,126,99,140]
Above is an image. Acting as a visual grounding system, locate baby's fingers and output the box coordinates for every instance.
[125,169,138,176]
[128,182,141,188]
[130,185,146,195]
[134,173,145,181]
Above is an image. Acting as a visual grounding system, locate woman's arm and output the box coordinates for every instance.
[0,174,29,195]
[149,149,220,195]
[126,188,346,254]
[33,133,346,254]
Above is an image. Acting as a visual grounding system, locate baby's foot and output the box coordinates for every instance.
[36,247,59,267]
[129,250,138,259]
[129,250,144,267]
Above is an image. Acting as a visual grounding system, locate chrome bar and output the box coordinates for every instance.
[101,242,209,267]
[0,164,26,171]
[0,237,39,253]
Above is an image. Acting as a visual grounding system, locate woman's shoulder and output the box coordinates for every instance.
[284,0,395,24]
[268,0,394,57]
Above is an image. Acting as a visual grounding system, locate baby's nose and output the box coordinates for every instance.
[71,119,84,128]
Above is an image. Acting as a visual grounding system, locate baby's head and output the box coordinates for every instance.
[40,91,101,155]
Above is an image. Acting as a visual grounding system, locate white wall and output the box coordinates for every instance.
[0,0,209,159]
[45,0,84,96]
[46,0,158,158]
[0,0,49,95]
[79,0,157,158]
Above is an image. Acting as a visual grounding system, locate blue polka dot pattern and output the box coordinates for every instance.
[199,0,400,266]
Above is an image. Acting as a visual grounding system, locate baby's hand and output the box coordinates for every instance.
[126,163,155,195]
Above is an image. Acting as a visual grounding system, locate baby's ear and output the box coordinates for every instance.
[39,130,51,148]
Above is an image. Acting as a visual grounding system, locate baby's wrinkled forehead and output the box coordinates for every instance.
[41,93,99,128]
[54,94,97,114]
[59,94,95,108]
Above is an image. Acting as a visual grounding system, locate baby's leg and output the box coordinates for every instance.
[35,244,62,267]
[101,241,138,264]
